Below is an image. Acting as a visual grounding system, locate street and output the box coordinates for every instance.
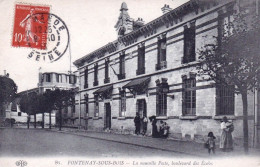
[0,128,186,157]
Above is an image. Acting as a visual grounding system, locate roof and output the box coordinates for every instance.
[93,85,113,94]
[73,0,234,67]
[18,88,39,96]
[123,77,150,89]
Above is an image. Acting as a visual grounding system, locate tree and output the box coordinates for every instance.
[0,75,17,123]
[19,92,40,128]
[197,11,260,153]
[49,89,75,131]
[41,91,56,129]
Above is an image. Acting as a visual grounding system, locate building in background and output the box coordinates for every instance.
[5,71,77,127]
[73,0,259,147]
[38,71,77,126]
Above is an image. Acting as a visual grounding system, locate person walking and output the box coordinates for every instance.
[134,112,141,135]
[219,116,234,152]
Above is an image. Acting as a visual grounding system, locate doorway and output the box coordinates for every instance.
[104,103,111,130]
[137,99,147,133]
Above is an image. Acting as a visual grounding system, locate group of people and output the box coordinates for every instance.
[133,112,148,136]
[205,116,234,154]
[134,113,170,138]
[134,113,234,154]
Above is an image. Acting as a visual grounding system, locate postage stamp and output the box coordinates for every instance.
[12,4,70,63]
[12,4,50,50]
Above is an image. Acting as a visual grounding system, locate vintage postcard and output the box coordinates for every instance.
[0,0,260,167]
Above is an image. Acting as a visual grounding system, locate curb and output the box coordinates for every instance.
[46,129,207,158]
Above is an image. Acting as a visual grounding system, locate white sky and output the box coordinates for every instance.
[0,0,189,92]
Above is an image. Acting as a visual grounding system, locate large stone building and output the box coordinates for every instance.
[73,0,260,147]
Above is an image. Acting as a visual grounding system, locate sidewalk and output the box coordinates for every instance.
[47,127,260,158]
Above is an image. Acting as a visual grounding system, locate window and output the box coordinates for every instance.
[218,11,234,46]
[104,59,110,83]
[59,75,62,83]
[156,81,168,116]
[85,94,88,115]
[69,75,76,84]
[183,22,196,64]
[182,78,196,115]
[93,63,99,86]
[84,67,88,88]
[216,84,235,115]
[119,90,126,117]
[94,95,99,117]
[46,73,51,82]
[119,52,125,80]
[156,91,167,116]
[18,112,21,116]
[56,74,59,83]
[156,35,167,70]
[137,45,145,75]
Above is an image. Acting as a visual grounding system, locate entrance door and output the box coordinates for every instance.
[105,103,111,130]
[137,99,147,132]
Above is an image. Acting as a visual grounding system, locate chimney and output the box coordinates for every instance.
[4,70,6,76]
[161,4,172,14]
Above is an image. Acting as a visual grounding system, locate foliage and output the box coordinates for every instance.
[0,76,17,104]
[50,89,75,110]
[197,9,260,153]
[19,92,39,115]
[197,13,260,93]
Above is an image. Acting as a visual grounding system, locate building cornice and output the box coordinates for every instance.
[73,0,235,68]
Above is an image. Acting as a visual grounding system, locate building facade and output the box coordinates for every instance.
[74,0,260,147]
[38,72,77,126]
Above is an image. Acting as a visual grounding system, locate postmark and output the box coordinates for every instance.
[12,4,70,63]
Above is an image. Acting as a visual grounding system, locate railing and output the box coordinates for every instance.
[136,67,145,75]
[104,77,110,84]
[181,56,195,64]
[93,80,99,86]
[118,73,126,80]
[155,61,167,70]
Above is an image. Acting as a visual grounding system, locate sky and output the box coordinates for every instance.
[0,0,189,92]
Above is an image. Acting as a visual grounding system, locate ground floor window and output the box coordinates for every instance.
[216,84,235,115]
[94,95,99,117]
[182,78,196,116]
[156,79,169,116]
[119,90,126,117]
[156,92,167,116]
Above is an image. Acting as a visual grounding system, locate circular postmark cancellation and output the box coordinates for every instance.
[12,4,69,63]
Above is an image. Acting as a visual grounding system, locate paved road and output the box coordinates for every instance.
[0,128,185,158]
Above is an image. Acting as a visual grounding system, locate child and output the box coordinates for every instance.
[206,132,216,154]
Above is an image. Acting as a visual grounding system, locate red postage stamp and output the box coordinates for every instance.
[12,4,50,50]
